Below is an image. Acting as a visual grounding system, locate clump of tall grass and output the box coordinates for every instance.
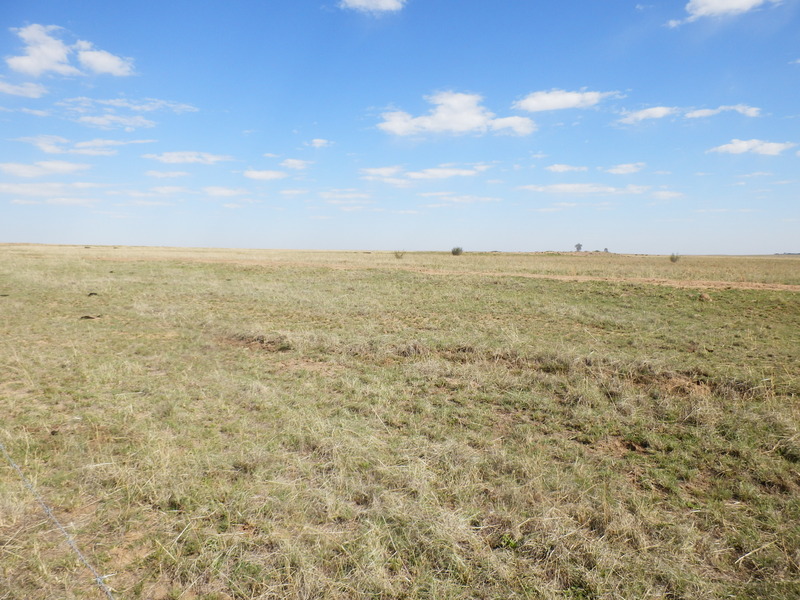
[670,253,680,263]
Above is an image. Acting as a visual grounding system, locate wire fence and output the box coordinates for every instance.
[0,440,116,599]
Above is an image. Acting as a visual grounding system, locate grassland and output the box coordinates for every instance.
[1,244,798,599]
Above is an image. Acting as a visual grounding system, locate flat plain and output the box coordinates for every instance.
[1,244,799,599]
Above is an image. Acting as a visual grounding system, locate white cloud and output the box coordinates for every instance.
[77,114,156,130]
[406,164,491,179]
[144,151,233,164]
[73,138,155,155]
[685,104,760,118]
[708,139,796,155]
[362,166,403,178]
[57,97,196,130]
[378,91,535,136]
[17,135,155,156]
[546,164,588,173]
[204,186,248,197]
[0,160,91,178]
[670,0,782,25]
[243,169,288,180]
[6,24,133,77]
[307,138,333,148]
[519,183,649,195]
[0,78,47,98]
[605,162,646,175]
[339,0,406,13]
[281,159,313,170]
[360,166,409,186]
[149,186,187,195]
[20,108,50,117]
[6,25,81,76]
[74,41,134,76]
[488,116,537,135]
[61,96,197,114]
[280,189,309,196]
[514,89,619,112]
[145,170,189,178]
[618,106,676,124]
[0,181,100,199]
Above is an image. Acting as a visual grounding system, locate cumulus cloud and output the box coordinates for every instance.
[144,151,234,164]
[307,138,333,148]
[0,160,91,178]
[519,183,649,195]
[685,104,760,118]
[708,139,796,155]
[74,41,134,76]
[360,166,409,186]
[618,106,676,124]
[605,162,646,175]
[204,186,248,197]
[0,78,47,98]
[281,159,313,170]
[378,91,535,136]
[6,24,133,77]
[406,164,491,179]
[669,0,781,26]
[513,89,619,112]
[339,0,406,13]
[546,164,588,173]
[243,169,288,180]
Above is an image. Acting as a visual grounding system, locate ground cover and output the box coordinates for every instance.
[1,245,798,599]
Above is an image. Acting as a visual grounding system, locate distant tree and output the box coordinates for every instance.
[604,248,609,253]
[451,247,463,256]
[575,243,582,252]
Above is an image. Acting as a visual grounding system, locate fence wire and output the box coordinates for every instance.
[0,440,116,599]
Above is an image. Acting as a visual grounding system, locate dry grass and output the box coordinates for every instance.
[1,244,798,599]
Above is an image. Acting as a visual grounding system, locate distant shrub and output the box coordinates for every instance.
[670,253,680,263]
[451,247,463,256]
[394,251,405,259]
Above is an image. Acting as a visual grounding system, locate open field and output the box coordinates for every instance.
[1,244,799,599]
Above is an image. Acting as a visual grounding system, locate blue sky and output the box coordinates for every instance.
[1,0,798,254]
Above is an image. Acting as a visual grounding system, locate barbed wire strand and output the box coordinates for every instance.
[0,440,116,599]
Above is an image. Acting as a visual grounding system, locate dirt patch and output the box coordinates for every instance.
[225,333,292,352]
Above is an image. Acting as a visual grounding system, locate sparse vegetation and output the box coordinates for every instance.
[394,250,405,259]
[1,244,798,599]
[451,246,463,255]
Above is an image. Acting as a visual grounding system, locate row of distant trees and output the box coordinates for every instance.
[574,244,609,253]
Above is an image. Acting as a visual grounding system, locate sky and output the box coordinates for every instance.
[1,0,798,254]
